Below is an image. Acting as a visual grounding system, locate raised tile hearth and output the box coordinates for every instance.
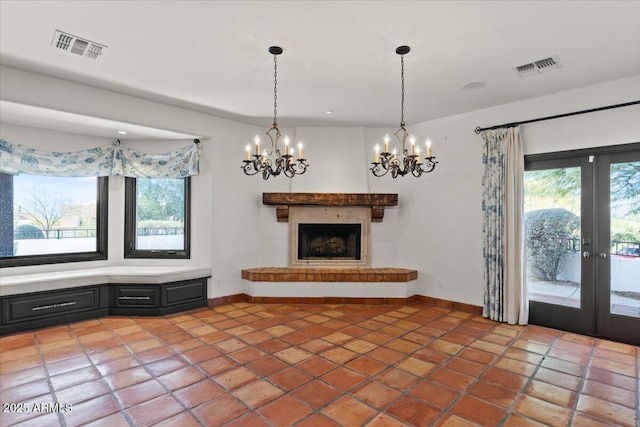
[241,267,417,282]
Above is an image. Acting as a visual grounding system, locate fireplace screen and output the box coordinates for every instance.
[298,223,361,260]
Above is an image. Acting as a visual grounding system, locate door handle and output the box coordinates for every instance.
[582,251,591,259]
[599,253,607,259]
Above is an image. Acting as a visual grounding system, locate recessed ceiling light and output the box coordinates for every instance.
[325,110,334,115]
[461,81,487,91]
[117,130,127,135]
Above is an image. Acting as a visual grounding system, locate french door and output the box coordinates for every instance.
[525,144,640,345]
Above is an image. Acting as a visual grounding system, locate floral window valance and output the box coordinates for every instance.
[0,139,200,178]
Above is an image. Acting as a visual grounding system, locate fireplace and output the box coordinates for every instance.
[289,206,370,267]
[244,192,417,284]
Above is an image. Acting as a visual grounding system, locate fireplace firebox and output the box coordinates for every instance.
[289,206,370,267]
[298,223,361,260]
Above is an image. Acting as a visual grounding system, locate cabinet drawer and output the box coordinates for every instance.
[164,279,206,306]
[113,286,159,307]
[2,288,101,323]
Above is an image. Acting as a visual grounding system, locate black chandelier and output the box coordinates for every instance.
[371,46,437,178]
[242,46,309,179]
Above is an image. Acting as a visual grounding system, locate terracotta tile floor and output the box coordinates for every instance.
[1,303,638,426]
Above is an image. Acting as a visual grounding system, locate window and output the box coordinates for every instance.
[124,177,190,258]
[0,174,108,267]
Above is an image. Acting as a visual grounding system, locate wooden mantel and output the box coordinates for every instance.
[263,192,398,222]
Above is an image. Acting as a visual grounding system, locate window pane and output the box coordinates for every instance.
[6,175,98,256]
[135,178,185,251]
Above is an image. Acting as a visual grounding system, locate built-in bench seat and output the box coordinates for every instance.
[0,266,211,335]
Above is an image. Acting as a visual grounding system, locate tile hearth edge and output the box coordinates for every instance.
[242,267,417,283]
[209,293,483,315]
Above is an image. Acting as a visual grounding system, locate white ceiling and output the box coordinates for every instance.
[1,0,639,135]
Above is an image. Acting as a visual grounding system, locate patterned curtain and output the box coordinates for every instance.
[0,139,200,178]
[111,141,201,178]
[481,127,527,324]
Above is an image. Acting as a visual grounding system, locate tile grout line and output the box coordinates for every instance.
[425,317,525,426]
[90,318,150,427]
[37,329,67,427]
[517,332,580,426]
[135,314,237,427]
[279,304,522,426]
[79,311,640,426]
[341,304,455,425]
[201,304,337,426]
[219,308,315,427]
[261,304,411,426]
[566,336,597,425]
[3,330,64,427]
[234,303,442,426]
[167,307,295,426]
[242,303,377,426]
[2,303,638,427]
[473,324,531,427]
[80,316,210,427]
[337,304,459,426]
[284,305,508,426]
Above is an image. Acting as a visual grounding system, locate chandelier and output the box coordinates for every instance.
[371,46,437,178]
[242,46,309,179]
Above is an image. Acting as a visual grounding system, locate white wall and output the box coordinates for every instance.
[404,76,640,305]
[2,66,639,307]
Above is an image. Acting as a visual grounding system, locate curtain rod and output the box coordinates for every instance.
[474,100,640,134]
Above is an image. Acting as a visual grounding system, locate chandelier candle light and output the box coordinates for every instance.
[371,46,437,178]
[242,46,309,179]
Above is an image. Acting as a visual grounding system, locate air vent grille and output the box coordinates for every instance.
[56,33,73,50]
[534,57,557,70]
[51,30,107,59]
[515,56,560,77]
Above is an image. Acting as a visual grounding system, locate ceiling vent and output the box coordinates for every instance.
[51,30,107,59]
[515,56,559,77]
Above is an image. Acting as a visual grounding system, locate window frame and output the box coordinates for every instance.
[0,175,109,268]
[124,176,191,259]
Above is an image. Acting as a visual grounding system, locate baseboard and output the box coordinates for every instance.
[415,295,483,315]
[208,293,482,315]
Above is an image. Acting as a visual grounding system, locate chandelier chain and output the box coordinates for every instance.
[273,54,278,125]
[400,54,405,127]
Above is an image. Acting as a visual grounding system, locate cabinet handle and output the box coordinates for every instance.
[32,301,77,311]
[119,296,152,300]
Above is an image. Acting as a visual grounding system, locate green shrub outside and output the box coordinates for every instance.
[15,224,45,239]
[525,208,580,281]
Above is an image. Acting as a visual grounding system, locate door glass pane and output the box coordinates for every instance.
[524,167,581,308]
[610,161,640,317]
